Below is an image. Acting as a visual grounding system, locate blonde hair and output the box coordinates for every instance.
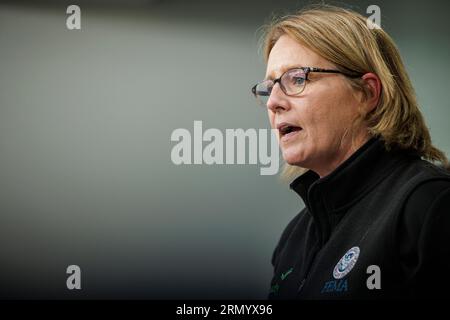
[260,4,449,180]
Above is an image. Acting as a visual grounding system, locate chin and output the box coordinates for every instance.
[282,149,307,166]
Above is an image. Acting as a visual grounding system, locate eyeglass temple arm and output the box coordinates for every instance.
[307,67,363,78]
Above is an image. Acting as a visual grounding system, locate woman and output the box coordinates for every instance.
[251,5,450,299]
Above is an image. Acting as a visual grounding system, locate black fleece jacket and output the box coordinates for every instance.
[268,137,450,299]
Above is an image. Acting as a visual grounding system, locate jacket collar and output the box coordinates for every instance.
[289,136,419,244]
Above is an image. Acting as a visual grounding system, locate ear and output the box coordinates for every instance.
[361,72,381,113]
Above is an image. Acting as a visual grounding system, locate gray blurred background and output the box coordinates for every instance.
[0,0,449,299]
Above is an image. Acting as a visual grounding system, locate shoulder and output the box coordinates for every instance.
[405,178,450,212]
[394,171,450,294]
[394,163,450,261]
[400,178,450,235]
[399,157,450,183]
[385,157,450,209]
[396,158,450,230]
[401,159,450,216]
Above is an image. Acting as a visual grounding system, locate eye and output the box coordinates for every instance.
[284,69,307,87]
[293,77,305,85]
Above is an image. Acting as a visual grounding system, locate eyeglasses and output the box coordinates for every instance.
[251,67,363,106]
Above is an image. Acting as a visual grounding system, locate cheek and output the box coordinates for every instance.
[307,90,357,136]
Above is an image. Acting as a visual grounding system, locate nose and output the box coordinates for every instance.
[266,82,290,113]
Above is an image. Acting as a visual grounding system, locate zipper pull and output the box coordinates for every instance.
[298,278,306,293]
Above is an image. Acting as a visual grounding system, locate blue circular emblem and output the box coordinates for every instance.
[333,246,360,279]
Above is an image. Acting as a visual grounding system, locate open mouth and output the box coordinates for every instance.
[279,124,302,137]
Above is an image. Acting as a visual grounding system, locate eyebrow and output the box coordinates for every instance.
[265,65,304,80]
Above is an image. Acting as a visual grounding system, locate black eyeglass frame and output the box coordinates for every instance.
[251,66,364,103]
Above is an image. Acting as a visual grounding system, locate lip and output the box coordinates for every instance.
[280,128,302,143]
[276,121,303,142]
[276,122,298,131]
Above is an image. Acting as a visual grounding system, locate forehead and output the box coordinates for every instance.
[265,35,325,80]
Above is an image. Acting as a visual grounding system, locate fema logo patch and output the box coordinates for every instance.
[333,247,360,279]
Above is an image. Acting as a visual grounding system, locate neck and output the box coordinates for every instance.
[314,133,371,178]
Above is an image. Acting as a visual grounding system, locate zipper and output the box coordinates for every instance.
[297,249,326,295]
[296,184,330,296]
[298,278,306,293]
[297,241,323,294]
